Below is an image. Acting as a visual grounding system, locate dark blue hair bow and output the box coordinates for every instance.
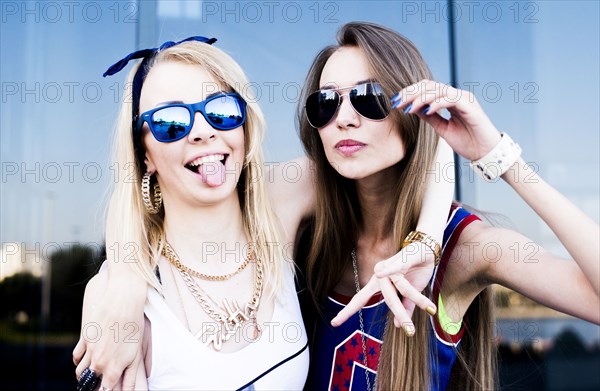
[104,35,217,172]
[103,36,217,77]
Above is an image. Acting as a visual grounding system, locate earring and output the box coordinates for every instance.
[141,172,162,214]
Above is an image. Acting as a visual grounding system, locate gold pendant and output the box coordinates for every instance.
[251,317,262,340]
[205,299,252,351]
[224,299,250,324]
[244,302,261,340]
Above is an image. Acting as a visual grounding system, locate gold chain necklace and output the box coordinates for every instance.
[162,241,263,351]
[166,259,192,331]
[162,242,253,281]
[351,248,373,391]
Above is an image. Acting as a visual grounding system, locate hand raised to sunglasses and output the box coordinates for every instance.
[331,242,438,335]
[392,80,502,161]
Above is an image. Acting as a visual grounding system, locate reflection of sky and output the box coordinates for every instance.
[1,2,137,249]
[1,0,598,256]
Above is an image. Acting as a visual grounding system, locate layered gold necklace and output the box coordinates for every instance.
[165,243,253,281]
[162,241,263,351]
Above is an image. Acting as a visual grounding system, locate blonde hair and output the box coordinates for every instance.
[109,41,285,298]
[297,22,496,390]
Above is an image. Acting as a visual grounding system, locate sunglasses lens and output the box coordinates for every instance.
[151,106,191,141]
[351,83,389,120]
[306,90,339,128]
[141,94,246,142]
[204,95,246,130]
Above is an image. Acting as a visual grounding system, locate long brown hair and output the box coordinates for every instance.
[296,22,496,390]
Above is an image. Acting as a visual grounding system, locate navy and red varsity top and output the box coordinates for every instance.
[306,206,480,391]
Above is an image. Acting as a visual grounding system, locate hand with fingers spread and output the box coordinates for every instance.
[391,79,502,161]
[331,242,438,336]
[73,271,146,391]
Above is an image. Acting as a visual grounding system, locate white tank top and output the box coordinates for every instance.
[144,264,309,390]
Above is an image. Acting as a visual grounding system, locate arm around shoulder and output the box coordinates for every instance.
[73,194,149,389]
[267,156,316,239]
[416,138,455,245]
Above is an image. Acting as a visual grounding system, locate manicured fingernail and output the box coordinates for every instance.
[403,324,415,337]
[392,100,402,109]
[426,306,436,316]
[391,93,401,103]
[403,103,413,114]
[422,105,430,115]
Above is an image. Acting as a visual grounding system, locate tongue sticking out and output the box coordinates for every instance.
[198,161,225,187]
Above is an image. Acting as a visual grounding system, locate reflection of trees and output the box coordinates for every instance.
[0,273,41,321]
[494,286,567,318]
[497,327,600,390]
[550,328,587,356]
[210,116,223,124]
[48,245,102,331]
[168,124,179,139]
[495,286,538,308]
[0,244,102,333]
[207,112,242,126]
[153,121,185,138]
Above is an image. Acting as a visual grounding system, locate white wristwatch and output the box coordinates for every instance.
[470,132,522,182]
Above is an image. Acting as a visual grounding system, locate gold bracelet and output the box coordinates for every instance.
[402,231,442,266]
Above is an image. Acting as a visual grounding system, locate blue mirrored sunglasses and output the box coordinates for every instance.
[136,93,247,142]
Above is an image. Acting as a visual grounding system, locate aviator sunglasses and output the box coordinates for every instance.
[136,92,247,142]
[304,82,390,128]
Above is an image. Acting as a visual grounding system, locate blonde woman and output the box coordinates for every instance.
[73,36,455,390]
[72,36,313,390]
[298,22,599,390]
